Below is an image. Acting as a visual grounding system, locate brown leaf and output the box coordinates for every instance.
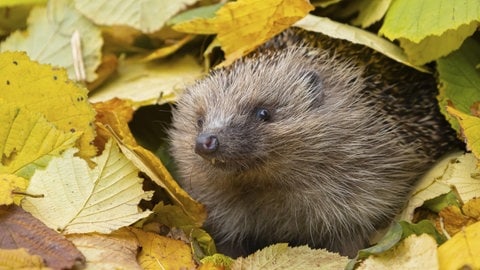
[438,205,476,236]
[86,53,119,91]
[67,228,142,269]
[0,205,85,270]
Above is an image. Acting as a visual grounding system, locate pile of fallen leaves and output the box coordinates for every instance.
[0,0,479,269]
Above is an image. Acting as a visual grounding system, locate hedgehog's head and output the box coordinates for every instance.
[170,47,365,181]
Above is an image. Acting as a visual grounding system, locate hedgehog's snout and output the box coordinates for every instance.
[195,133,219,154]
[195,133,225,165]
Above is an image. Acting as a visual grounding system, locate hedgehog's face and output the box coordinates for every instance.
[170,47,364,177]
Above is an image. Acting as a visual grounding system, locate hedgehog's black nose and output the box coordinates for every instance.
[195,133,219,155]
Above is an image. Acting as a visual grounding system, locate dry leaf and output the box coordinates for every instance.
[143,34,195,61]
[358,234,438,270]
[1,0,102,82]
[438,206,476,237]
[21,140,153,234]
[144,203,216,256]
[93,99,206,227]
[86,53,118,91]
[67,228,142,270]
[447,106,480,165]
[89,55,202,105]
[442,153,480,202]
[293,14,428,72]
[462,198,480,220]
[398,152,459,221]
[0,51,97,159]
[438,221,480,270]
[0,204,85,269]
[232,243,349,269]
[173,0,313,66]
[75,0,199,33]
[129,227,196,270]
[0,248,47,269]
[0,174,28,205]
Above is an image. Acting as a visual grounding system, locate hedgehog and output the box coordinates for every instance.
[168,29,458,257]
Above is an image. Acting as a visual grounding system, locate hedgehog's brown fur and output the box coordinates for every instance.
[169,29,457,257]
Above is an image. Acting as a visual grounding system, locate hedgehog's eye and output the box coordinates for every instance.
[197,118,204,128]
[255,108,271,121]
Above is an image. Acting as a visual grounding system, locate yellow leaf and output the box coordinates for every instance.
[293,14,428,72]
[438,221,480,270]
[0,0,46,8]
[0,248,48,269]
[67,228,142,270]
[231,244,349,269]
[398,152,459,221]
[438,199,480,238]
[173,0,313,66]
[463,198,480,220]
[0,100,80,178]
[0,1,102,82]
[348,0,391,28]
[200,254,234,270]
[93,99,206,227]
[21,140,153,234]
[447,106,480,165]
[129,227,196,270]
[143,35,195,61]
[358,234,438,270]
[144,203,216,256]
[379,0,480,65]
[0,174,28,205]
[442,153,480,202]
[0,51,97,159]
[89,55,202,105]
[75,0,199,33]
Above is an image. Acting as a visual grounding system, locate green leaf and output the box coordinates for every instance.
[397,152,456,221]
[294,14,428,72]
[380,0,480,64]
[437,38,480,132]
[399,220,447,245]
[357,234,438,270]
[348,0,392,28]
[201,254,234,269]
[423,191,460,213]
[347,222,403,270]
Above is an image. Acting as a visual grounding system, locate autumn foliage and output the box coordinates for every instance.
[0,0,480,269]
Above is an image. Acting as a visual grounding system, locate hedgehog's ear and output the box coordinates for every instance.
[301,70,324,107]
